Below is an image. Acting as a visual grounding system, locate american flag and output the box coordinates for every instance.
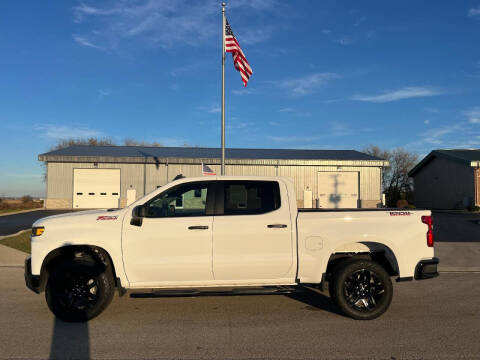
[225,19,252,87]
[202,164,216,176]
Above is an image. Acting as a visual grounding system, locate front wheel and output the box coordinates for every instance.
[45,257,115,322]
[330,259,393,320]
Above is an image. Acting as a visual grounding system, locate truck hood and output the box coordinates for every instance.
[32,209,126,228]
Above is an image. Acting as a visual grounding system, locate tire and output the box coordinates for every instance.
[45,256,115,322]
[330,258,393,320]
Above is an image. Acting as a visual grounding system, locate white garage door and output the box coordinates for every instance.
[317,172,359,208]
[73,169,120,209]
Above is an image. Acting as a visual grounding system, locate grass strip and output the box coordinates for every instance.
[0,230,31,253]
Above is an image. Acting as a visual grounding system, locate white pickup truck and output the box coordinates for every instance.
[25,176,438,322]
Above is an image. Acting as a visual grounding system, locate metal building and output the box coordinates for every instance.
[409,149,480,209]
[39,146,388,209]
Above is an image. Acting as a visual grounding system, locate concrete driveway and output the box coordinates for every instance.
[0,210,78,236]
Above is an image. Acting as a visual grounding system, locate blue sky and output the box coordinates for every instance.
[1,1,480,197]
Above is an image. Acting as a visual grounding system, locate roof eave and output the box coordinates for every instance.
[38,154,389,167]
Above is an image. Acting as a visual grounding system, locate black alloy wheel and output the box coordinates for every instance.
[46,257,115,322]
[330,258,393,320]
[343,268,385,311]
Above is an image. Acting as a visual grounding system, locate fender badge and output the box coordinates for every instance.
[389,211,411,216]
[97,216,118,221]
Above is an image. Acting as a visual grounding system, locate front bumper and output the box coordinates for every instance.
[415,257,439,280]
[24,257,41,294]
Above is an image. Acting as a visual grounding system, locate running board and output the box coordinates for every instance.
[130,285,303,298]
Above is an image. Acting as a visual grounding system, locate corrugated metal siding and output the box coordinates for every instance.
[145,164,168,194]
[278,165,380,201]
[413,157,475,209]
[226,165,277,177]
[47,162,382,207]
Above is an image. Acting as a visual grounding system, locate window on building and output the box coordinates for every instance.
[223,181,280,215]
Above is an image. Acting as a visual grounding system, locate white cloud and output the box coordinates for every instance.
[208,105,221,113]
[197,104,221,113]
[237,27,273,45]
[73,35,103,49]
[232,88,255,96]
[322,29,332,35]
[279,107,295,112]
[36,124,103,139]
[407,120,480,152]
[280,72,339,96]
[268,121,281,126]
[72,0,277,50]
[424,119,430,124]
[464,107,480,123]
[98,89,110,97]
[351,86,444,103]
[468,6,480,17]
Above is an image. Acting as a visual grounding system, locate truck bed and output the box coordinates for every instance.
[298,208,425,212]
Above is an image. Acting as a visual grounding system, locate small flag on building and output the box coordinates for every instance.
[225,19,253,87]
[202,163,216,176]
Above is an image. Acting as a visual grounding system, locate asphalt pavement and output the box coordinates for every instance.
[0,210,77,236]
[0,268,479,359]
[433,211,480,242]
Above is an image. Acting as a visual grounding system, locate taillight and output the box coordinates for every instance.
[421,215,434,247]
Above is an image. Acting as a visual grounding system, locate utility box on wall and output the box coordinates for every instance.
[303,189,313,208]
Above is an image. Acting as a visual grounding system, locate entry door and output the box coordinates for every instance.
[122,181,215,285]
[212,181,294,281]
[73,169,120,208]
[317,171,359,208]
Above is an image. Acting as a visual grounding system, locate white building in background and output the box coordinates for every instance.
[39,146,388,209]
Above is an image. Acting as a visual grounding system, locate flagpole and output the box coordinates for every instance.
[221,2,226,176]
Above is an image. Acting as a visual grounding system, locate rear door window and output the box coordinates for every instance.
[223,181,280,215]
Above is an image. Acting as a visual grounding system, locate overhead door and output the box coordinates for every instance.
[317,171,359,208]
[73,169,120,209]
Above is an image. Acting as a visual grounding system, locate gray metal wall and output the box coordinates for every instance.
[47,161,382,208]
[412,157,475,209]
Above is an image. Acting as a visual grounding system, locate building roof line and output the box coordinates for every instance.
[409,149,480,176]
[39,145,387,162]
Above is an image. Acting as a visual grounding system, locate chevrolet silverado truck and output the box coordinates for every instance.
[25,176,439,322]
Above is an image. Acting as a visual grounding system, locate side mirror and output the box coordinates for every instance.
[133,205,147,217]
[131,205,147,226]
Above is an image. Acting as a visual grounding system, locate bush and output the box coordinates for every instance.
[21,195,33,204]
[467,205,480,212]
[404,204,416,209]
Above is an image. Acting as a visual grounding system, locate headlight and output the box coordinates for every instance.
[32,227,45,237]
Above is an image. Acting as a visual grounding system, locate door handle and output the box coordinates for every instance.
[188,225,209,230]
[267,224,287,228]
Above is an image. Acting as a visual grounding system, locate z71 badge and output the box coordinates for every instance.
[96,216,118,221]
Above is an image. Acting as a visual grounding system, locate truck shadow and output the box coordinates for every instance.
[131,286,343,317]
[284,287,343,315]
[49,317,90,360]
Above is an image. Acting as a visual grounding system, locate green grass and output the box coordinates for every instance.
[0,230,31,253]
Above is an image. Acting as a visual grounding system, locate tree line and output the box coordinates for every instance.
[363,145,418,207]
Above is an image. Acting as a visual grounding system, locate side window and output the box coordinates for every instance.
[223,181,280,215]
[145,183,209,218]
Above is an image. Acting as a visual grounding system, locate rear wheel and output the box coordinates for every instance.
[330,258,393,320]
[45,257,115,322]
